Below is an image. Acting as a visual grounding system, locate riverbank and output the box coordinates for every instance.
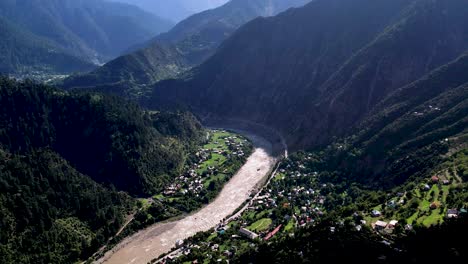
[96,131,279,264]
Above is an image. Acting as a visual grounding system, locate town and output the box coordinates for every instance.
[156,149,467,263]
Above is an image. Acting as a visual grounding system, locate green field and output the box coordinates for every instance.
[248,218,273,232]
[284,219,295,232]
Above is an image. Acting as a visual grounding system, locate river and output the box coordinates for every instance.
[97,131,278,264]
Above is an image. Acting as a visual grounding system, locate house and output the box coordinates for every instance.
[423,184,431,191]
[371,210,382,217]
[211,244,219,251]
[431,175,439,183]
[405,224,413,231]
[373,220,388,230]
[175,239,184,248]
[264,225,282,240]
[443,180,450,185]
[447,209,459,218]
[239,228,259,240]
[388,220,399,228]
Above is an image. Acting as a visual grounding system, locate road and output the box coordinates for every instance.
[96,131,279,264]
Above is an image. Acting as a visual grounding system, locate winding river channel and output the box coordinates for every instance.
[97,131,279,264]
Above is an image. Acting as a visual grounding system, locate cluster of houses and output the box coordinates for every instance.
[161,132,249,198]
[372,219,399,234]
[367,171,467,236]
[223,136,247,157]
[230,163,328,241]
[163,170,205,197]
[413,105,442,117]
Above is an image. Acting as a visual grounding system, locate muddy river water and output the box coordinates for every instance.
[97,131,278,264]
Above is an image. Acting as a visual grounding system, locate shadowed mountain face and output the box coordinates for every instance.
[108,0,229,23]
[0,17,95,75]
[0,0,173,77]
[147,0,468,150]
[62,0,312,99]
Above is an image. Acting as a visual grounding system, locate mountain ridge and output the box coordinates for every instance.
[62,0,312,98]
[145,0,468,150]
[0,0,173,77]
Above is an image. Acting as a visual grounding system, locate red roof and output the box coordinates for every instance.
[264,225,282,241]
[431,176,439,182]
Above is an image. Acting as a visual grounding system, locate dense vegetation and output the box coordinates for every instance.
[62,0,311,99]
[0,77,203,195]
[62,44,188,100]
[0,0,173,77]
[0,150,134,263]
[0,77,203,263]
[0,17,95,77]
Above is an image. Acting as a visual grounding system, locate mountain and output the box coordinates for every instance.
[0,77,203,263]
[62,43,188,100]
[0,0,173,77]
[109,0,229,23]
[231,54,468,264]
[343,53,468,187]
[146,0,468,150]
[62,0,312,99]
[0,17,95,77]
[0,78,202,195]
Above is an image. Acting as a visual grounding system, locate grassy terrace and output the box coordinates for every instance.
[249,218,273,232]
[362,151,467,228]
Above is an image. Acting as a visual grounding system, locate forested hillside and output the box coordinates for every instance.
[0,150,134,263]
[0,78,202,195]
[0,0,173,78]
[146,0,468,150]
[62,44,188,100]
[108,0,229,23]
[62,0,312,99]
[0,77,202,262]
[0,17,95,77]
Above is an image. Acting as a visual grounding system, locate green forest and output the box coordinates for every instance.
[0,77,203,263]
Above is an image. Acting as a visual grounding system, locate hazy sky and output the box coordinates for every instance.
[110,0,229,22]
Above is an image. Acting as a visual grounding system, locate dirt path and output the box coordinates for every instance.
[96,131,278,264]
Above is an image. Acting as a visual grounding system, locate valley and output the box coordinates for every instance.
[0,0,467,263]
[97,130,280,264]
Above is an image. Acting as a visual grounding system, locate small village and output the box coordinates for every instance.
[155,130,251,208]
[365,165,467,234]
[157,154,335,263]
